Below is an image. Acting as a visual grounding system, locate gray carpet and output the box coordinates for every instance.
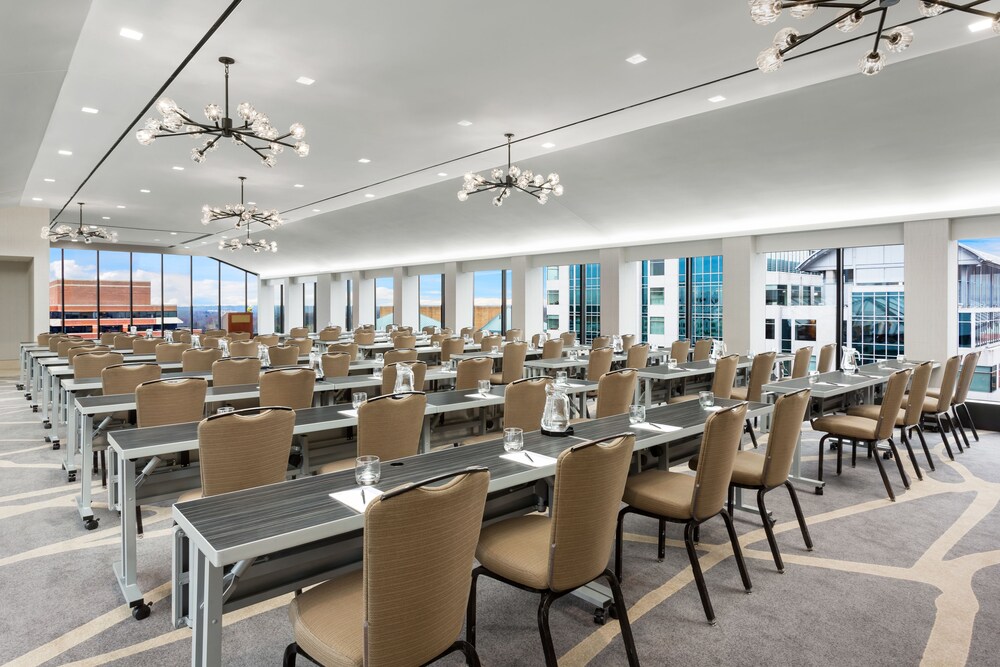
[1,373,998,666]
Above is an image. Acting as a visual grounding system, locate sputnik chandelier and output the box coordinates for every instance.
[202,176,282,229]
[218,225,278,253]
[42,203,118,244]
[135,56,310,167]
[458,134,564,207]
[750,0,1000,76]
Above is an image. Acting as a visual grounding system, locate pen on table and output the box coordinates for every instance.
[360,488,366,504]
[523,452,534,462]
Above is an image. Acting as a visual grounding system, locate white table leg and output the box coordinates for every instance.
[190,545,223,667]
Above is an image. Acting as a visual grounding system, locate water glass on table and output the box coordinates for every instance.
[698,391,715,409]
[628,404,646,425]
[352,392,367,410]
[216,406,235,416]
[555,370,568,386]
[808,370,819,384]
[667,357,677,369]
[478,379,492,396]
[355,455,381,488]
[503,427,524,452]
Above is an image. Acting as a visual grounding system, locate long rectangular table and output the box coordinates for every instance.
[172,397,772,665]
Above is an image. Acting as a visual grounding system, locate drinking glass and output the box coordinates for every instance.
[503,427,524,452]
[698,391,715,409]
[896,354,906,363]
[667,357,677,369]
[491,345,500,355]
[746,349,756,360]
[568,349,578,361]
[514,337,522,344]
[352,392,367,410]
[374,353,384,365]
[442,358,453,372]
[373,366,383,380]
[478,379,492,396]
[808,370,819,384]
[355,455,381,486]
[555,371,568,386]
[628,404,646,425]
[216,406,235,415]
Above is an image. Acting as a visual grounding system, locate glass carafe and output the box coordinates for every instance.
[191,334,201,349]
[710,339,727,363]
[260,345,271,367]
[219,338,229,358]
[541,382,570,434]
[164,330,174,343]
[393,363,415,393]
[612,334,623,353]
[841,346,859,374]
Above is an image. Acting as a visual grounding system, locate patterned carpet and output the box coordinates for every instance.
[0,371,998,666]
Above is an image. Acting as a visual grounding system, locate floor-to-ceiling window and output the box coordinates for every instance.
[375,276,394,328]
[163,254,192,330]
[419,273,444,329]
[60,248,97,339]
[302,281,316,332]
[97,251,132,335]
[131,253,166,334]
[192,256,220,332]
[220,262,248,331]
[958,237,1000,401]
[543,263,601,344]
[247,274,258,333]
[474,270,505,333]
[639,256,718,346]
[273,283,284,333]
[48,248,63,334]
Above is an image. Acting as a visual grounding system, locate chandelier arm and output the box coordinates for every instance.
[513,186,542,200]
[929,0,995,17]
[871,7,888,54]
[158,128,218,138]
[785,2,865,7]
[779,0,880,55]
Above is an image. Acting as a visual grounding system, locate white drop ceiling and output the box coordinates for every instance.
[4,0,999,277]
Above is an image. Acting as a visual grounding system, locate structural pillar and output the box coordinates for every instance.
[904,219,957,383]
[510,256,544,336]
[599,247,640,336]
[721,235,766,354]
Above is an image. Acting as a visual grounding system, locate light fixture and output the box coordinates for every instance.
[44,178,55,182]
[458,133,564,207]
[136,56,310,167]
[541,142,556,148]
[358,158,371,163]
[172,166,184,171]
[140,189,150,193]
[31,197,43,201]
[81,107,99,114]
[296,76,315,85]
[58,150,72,156]
[42,202,118,244]
[116,205,126,209]
[294,183,305,188]
[364,193,375,198]
[437,172,449,177]
[119,27,143,40]
[218,224,278,253]
[457,120,473,126]
[750,1,1000,76]
[708,95,727,103]
[202,176,282,230]
[626,54,648,64]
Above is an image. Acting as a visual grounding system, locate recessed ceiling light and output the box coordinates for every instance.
[43,178,55,182]
[708,95,726,103]
[172,166,184,171]
[296,76,315,85]
[541,142,556,149]
[364,193,375,198]
[969,18,993,32]
[102,216,111,220]
[116,205,126,209]
[140,188,150,193]
[312,208,321,212]
[58,149,72,156]
[294,184,304,188]
[153,238,160,242]
[31,197,42,201]
[221,235,228,239]
[626,54,647,64]
[184,246,191,249]
[437,172,448,177]
[247,201,256,205]
[170,232,178,235]
[358,158,371,163]
[119,27,143,40]
[81,107,99,114]
[201,241,207,244]
[457,120,473,127]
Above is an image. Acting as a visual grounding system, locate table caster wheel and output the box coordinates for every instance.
[84,518,99,530]
[42,420,51,429]
[814,487,824,496]
[132,603,151,620]
[882,451,893,460]
[16,383,24,391]
[593,607,607,625]
[31,405,38,413]
[52,441,60,450]
[67,472,77,483]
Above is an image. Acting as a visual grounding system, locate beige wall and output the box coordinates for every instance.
[0,206,50,356]
[0,260,32,359]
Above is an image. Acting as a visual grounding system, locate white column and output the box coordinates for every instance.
[257,278,274,334]
[904,219,957,382]
[722,235,765,353]
[355,274,375,327]
[510,256,544,335]
[330,275,348,328]
[286,279,304,329]
[315,274,333,328]
[599,248,640,336]
[445,262,473,331]
[396,267,419,327]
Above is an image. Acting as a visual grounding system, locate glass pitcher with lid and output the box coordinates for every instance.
[710,339,727,363]
[541,382,570,434]
[841,346,859,374]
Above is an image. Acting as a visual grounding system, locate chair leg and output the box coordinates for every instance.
[136,504,144,537]
[745,419,759,449]
[615,509,626,582]
[951,407,971,450]
[720,510,753,593]
[458,640,482,667]
[603,569,641,667]
[466,567,483,647]
[537,591,559,667]
[283,643,298,667]
[886,437,910,489]
[100,450,107,489]
[914,425,935,471]
[946,413,965,453]
[850,438,856,469]
[657,518,666,561]
[817,434,827,483]
[960,403,979,442]
[784,481,813,551]
[900,429,923,481]
[683,521,715,624]
[934,414,955,460]
[870,440,896,501]
[756,488,783,572]
[727,484,735,518]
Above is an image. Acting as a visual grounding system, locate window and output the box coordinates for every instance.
[473,270,503,333]
[543,264,600,343]
[48,248,63,333]
[640,259,680,344]
[957,238,1000,400]
[546,266,559,280]
[192,256,220,332]
[60,248,97,339]
[765,318,775,340]
[790,285,801,306]
[649,260,665,276]
[164,255,192,330]
[273,283,284,333]
[419,274,443,329]
[649,317,665,335]
[131,253,165,334]
[221,262,248,331]
[98,251,131,335]
[546,315,559,330]
[765,284,787,306]
[375,276,394,327]
[302,281,316,332]
[781,319,792,353]
[795,319,817,341]
[688,255,723,341]
[649,287,665,306]
[547,290,560,305]
[247,275,258,333]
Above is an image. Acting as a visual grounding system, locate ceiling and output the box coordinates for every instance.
[6,0,1000,278]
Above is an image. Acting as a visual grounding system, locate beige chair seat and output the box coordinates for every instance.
[461,432,497,446]
[667,394,698,404]
[621,470,694,518]
[811,414,878,440]
[288,569,364,667]
[847,404,905,427]
[488,372,504,384]
[177,488,203,503]
[475,514,551,590]
[921,397,941,413]
[924,388,940,399]
[689,451,766,487]
[730,386,749,401]
[318,458,354,475]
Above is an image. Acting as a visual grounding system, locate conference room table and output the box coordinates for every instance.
[107,381,598,617]
[171,396,772,665]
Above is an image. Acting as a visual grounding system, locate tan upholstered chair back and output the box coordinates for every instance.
[542,338,564,360]
[480,334,502,354]
[136,377,207,427]
[547,434,635,592]
[99,332,118,346]
[903,361,933,427]
[260,368,315,409]
[817,344,836,373]
[202,329,227,338]
[621,334,636,352]
[381,361,427,395]
[954,351,981,404]
[196,407,295,497]
[111,335,138,351]
[440,337,465,362]
[439,327,453,335]
[692,339,713,362]
[57,339,91,357]
[711,354,740,399]
[354,330,376,345]
[288,338,313,356]
[392,334,416,349]
[557,331,574,346]
[319,327,343,341]
[384,348,418,364]
[422,325,436,335]
[101,363,162,396]
[200,336,229,350]
[591,336,610,350]
[73,352,123,380]
[156,342,191,363]
[456,357,492,391]
[876,370,912,440]
[37,332,52,346]
[690,403,748,521]
[596,369,637,419]
[504,328,522,342]
[472,330,485,344]
[355,324,375,332]
[586,347,614,381]
[791,346,813,379]
[131,338,160,354]
[499,341,528,383]
[363,468,489,666]
[326,342,358,359]
[228,332,252,342]
[289,327,310,339]
[48,335,71,351]
[268,345,299,367]
[389,327,413,337]
[358,392,427,461]
[229,341,258,358]
[531,333,545,348]
[67,344,109,367]
[182,347,223,372]
[254,334,279,347]
[760,389,811,488]
[671,340,691,363]
[321,352,351,378]
[933,355,961,413]
[502,377,551,432]
[460,327,475,338]
[744,351,777,402]
[430,333,449,346]
[212,357,262,387]
[625,343,649,369]
[174,331,193,344]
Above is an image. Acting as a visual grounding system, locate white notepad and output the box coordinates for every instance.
[339,409,359,418]
[329,486,384,513]
[703,406,723,412]
[630,422,682,433]
[500,450,557,467]
[465,393,498,400]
